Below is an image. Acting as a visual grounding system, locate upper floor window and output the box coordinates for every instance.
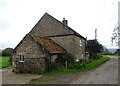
[79,40,82,46]
[19,55,24,62]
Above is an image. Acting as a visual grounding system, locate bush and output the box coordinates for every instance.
[96,53,102,59]
[89,53,102,60]
[2,48,13,56]
[56,52,74,65]
[89,53,97,59]
[50,62,64,71]
[50,52,75,71]
[68,62,86,69]
[79,58,89,64]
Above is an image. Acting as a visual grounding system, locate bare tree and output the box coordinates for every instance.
[111,25,120,49]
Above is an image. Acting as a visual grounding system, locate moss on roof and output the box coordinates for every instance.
[27,33,66,54]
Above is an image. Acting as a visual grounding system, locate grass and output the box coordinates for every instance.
[0,56,11,69]
[45,56,110,75]
[31,56,110,82]
[107,55,120,57]
[114,55,120,58]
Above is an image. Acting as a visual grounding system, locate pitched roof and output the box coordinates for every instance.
[29,34,66,54]
[29,13,86,40]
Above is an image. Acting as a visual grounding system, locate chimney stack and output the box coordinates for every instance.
[62,18,68,26]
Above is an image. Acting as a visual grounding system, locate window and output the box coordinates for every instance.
[19,55,24,62]
[79,40,82,46]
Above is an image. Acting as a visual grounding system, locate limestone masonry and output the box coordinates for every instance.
[12,13,86,73]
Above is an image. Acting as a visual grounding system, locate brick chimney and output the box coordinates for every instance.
[62,18,68,26]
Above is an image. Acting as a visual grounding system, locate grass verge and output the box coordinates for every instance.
[112,55,120,57]
[107,55,120,57]
[31,56,110,82]
[0,56,11,69]
[45,56,110,75]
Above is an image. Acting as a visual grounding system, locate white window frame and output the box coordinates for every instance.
[79,40,82,46]
[19,55,24,62]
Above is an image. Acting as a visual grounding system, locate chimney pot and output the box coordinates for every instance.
[62,18,68,26]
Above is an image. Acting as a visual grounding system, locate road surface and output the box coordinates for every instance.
[1,67,42,84]
[70,56,119,84]
[30,55,119,84]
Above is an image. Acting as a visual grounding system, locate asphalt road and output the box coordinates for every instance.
[70,56,119,84]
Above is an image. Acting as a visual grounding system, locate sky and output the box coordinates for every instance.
[0,0,119,49]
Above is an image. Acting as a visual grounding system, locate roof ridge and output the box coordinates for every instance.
[43,13,86,40]
[29,13,86,40]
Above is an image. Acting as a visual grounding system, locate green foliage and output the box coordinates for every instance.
[55,53,74,65]
[50,62,64,71]
[89,53,97,59]
[79,58,89,64]
[89,53,102,60]
[68,58,90,70]
[2,48,13,56]
[115,49,120,55]
[84,56,110,70]
[102,49,111,55]
[68,62,86,69]
[0,50,2,56]
[36,56,110,76]
[97,53,102,59]
[50,52,74,71]
[34,56,109,82]
[0,56,11,69]
[86,40,103,54]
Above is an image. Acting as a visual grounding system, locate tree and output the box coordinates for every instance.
[2,48,13,56]
[86,40,103,59]
[103,48,111,55]
[111,25,120,49]
[86,40,103,54]
[115,49,120,55]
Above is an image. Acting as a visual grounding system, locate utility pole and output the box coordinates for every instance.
[95,28,97,40]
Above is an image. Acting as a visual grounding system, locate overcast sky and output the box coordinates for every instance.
[0,0,119,49]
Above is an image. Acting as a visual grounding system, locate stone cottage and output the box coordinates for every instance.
[12,13,86,73]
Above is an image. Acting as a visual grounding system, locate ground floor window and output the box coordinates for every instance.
[19,55,24,62]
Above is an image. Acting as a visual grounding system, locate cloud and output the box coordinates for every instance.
[0,0,118,49]
[0,42,15,49]
[0,0,9,10]
[0,19,11,29]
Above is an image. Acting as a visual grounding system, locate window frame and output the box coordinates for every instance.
[79,39,82,47]
[19,55,24,62]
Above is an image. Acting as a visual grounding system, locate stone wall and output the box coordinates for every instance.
[30,13,74,36]
[12,35,49,73]
[15,58,45,74]
[50,35,85,61]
